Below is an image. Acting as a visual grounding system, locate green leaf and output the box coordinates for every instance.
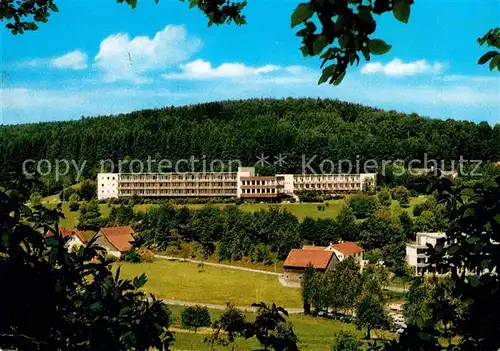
[467,275,480,288]
[419,332,432,341]
[133,273,148,289]
[318,64,336,85]
[494,214,500,224]
[339,34,350,49]
[393,0,411,24]
[291,3,314,28]
[127,0,138,8]
[481,259,491,269]
[49,3,59,12]
[478,51,497,65]
[489,54,500,71]
[461,187,475,197]
[333,71,346,86]
[300,46,309,57]
[368,39,392,55]
[463,207,475,218]
[358,6,373,23]
[312,36,328,55]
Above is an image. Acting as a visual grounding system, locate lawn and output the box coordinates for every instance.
[167,305,393,351]
[116,259,302,308]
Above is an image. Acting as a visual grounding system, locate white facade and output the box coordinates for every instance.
[236,167,255,197]
[65,235,85,252]
[97,168,376,200]
[97,173,119,200]
[406,232,445,275]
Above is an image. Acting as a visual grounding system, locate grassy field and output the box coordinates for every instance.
[117,259,302,308]
[167,305,392,350]
[135,200,347,220]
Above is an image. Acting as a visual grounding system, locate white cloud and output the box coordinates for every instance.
[94,25,201,83]
[162,59,281,80]
[17,50,88,70]
[361,58,444,76]
[52,50,88,70]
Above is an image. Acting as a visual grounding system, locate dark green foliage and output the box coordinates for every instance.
[0,174,173,350]
[354,279,391,340]
[332,330,363,351]
[300,265,316,314]
[205,302,247,349]
[477,28,500,71]
[181,305,211,333]
[378,188,391,207]
[399,211,415,240]
[299,217,340,246]
[59,187,77,201]
[360,209,405,250]
[336,206,359,241]
[248,302,299,351]
[78,180,97,201]
[391,186,410,208]
[109,205,135,226]
[349,196,379,219]
[0,99,499,178]
[29,192,42,208]
[122,247,143,263]
[387,176,500,350]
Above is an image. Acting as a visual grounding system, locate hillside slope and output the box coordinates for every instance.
[1,98,498,174]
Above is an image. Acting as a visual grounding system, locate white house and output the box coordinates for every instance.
[302,241,364,263]
[95,226,135,258]
[406,232,445,275]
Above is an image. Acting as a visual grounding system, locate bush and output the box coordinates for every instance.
[377,188,391,207]
[122,248,143,263]
[181,305,211,332]
[332,331,363,351]
[391,186,410,208]
[136,248,155,262]
[69,201,80,211]
[59,187,76,202]
[77,180,97,201]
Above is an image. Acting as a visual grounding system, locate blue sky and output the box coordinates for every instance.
[1,0,499,124]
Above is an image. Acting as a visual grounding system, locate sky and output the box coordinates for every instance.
[1,0,499,125]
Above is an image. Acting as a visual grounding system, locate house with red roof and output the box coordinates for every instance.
[48,228,88,251]
[96,226,135,258]
[283,249,338,283]
[326,242,364,262]
[282,241,364,283]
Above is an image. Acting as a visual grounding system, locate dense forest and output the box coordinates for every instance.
[1,98,499,176]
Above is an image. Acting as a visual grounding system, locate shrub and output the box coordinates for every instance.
[377,188,391,207]
[122,248,143,263]
[181,305,211,332]
[77,180,97,201]
[69,201,80,211]
[391,186,410,208]
[136,248,154,262]
[332,331,363,351]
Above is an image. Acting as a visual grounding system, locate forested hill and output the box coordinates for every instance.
[1,98,498,174]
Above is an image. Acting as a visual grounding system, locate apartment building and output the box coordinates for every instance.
[97,167,376,200]
[406,232,446,275]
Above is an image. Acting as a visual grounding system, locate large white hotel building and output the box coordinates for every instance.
[97,167,376,200]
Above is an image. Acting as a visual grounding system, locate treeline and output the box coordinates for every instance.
[1,98,499,178]
[87,190,448,274]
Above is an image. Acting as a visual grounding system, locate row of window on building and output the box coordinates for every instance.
[120,174,237,181]
[241,188,277,194]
